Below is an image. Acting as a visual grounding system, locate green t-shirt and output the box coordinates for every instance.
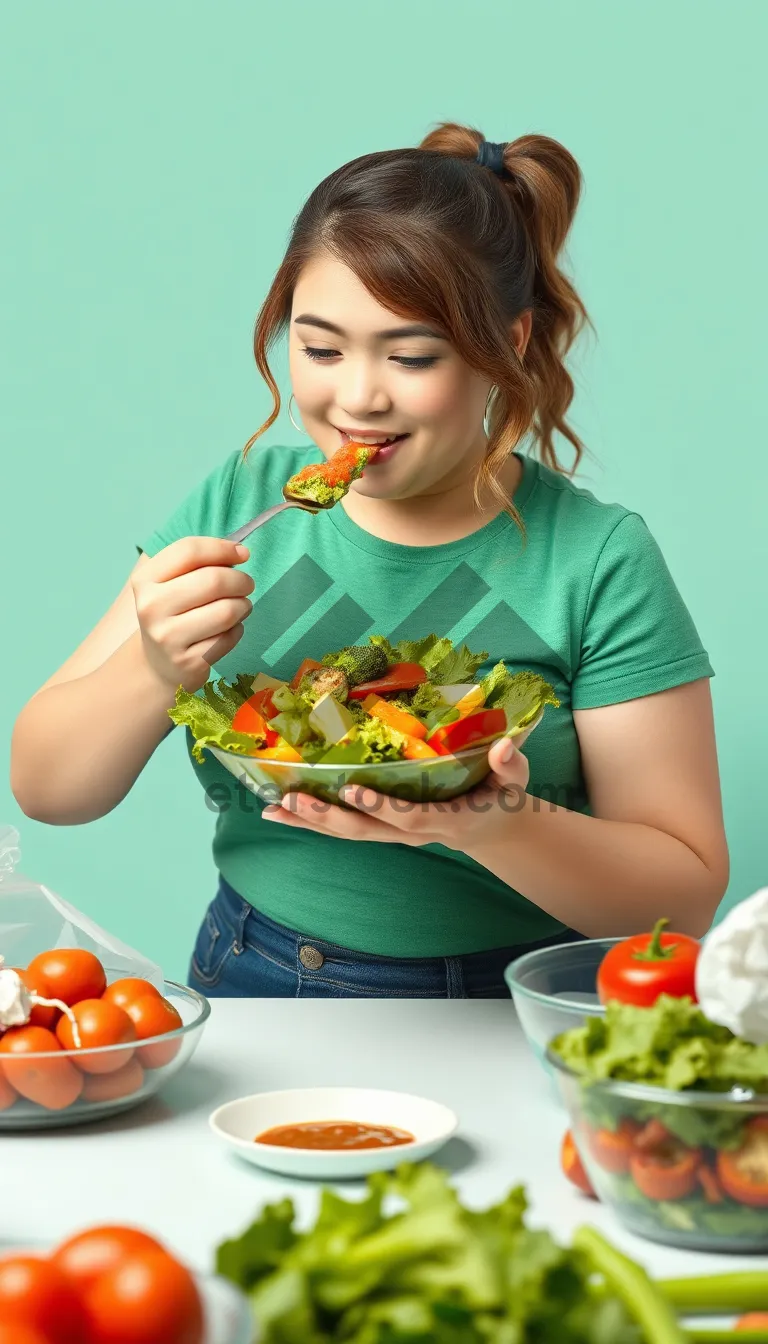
[138,443,713,957]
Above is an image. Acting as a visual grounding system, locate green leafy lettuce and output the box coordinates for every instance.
[167,674,262,765]
[480,663,560,728]
[369,634,489,685]
[551,995,768,1095]
[216,1162,647,1344]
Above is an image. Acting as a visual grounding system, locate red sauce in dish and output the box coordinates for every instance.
[255,1120,415,1150]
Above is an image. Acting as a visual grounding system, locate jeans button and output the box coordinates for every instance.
[299,945,324,970]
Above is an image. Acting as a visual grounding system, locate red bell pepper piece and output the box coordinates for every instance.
[347,662,428,699]
[231,697,279,747]
[427,707,507,755]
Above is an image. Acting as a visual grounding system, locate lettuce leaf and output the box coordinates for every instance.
[550,995,768,1094]
[480,663,560,728]
[215,1162,644,1343]
[369,634,488,684]
[168,674,265,765]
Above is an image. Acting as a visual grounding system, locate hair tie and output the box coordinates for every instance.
[476,140,509,179]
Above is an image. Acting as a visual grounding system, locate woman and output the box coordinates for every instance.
[11,122,729,998]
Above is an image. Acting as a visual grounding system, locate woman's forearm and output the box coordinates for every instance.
[464,794,725,939]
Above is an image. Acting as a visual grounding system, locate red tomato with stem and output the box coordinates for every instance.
[26,950,107,1007]
[0,1255,88,1344]
[56,1001,136,1074]
[83,1248,204,1344]
[52,1225,165,1296]
[596,918,700,1007]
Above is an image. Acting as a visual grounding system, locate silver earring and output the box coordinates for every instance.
[484,387,496,438]
[288,394,308,436]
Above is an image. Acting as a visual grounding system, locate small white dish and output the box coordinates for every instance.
[209,1086,459,1180]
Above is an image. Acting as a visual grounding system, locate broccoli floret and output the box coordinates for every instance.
[298,667,349,703]
[320,644,388,687]
[344,698,368,724]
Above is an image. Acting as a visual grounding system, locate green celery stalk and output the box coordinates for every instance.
[574,1226,687,1344]
[661,1273,768,1314]
[685,1332,768,1343]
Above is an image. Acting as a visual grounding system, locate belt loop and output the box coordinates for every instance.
[232,898,251,956]
[445,956,465,999]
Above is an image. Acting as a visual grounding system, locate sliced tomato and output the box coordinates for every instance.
[586,1118,641,1174]
[560,1129,596,1198]
[249,687,278,720]
[289,658,323,690]
[630,1142,701,1201]
[427,707,507,756]
[717,1116,768,1208]
[347,663,428,699]
[231,698,279,747]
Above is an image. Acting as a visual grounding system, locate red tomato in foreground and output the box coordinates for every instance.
[123,995,183,1069]
[560,1129,596,1197]
[81,1056,145,1103]
[0,1066,18,1112]
[0,1255,88,1344]
[0,1325,54,1344]
[83,1248,204,1344]
[596,918,700,1007]
[52,1225,165,1296]
[56,1001,136,1074]
[26,950,107,1007]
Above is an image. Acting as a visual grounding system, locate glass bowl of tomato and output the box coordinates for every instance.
[504,938,615,1081]
[0,979,210,1130]
[547,1056,768,1253]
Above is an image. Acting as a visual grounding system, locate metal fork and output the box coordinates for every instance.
[225,487,336,545]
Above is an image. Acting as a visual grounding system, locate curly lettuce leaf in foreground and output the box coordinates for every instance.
[167,674,259,765]
[550,994,768,1093]
[215,1162,646,1343]
[480,663,560,728]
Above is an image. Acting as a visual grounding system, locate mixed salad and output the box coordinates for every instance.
[168,633,559,767]
[552,911,768,1246]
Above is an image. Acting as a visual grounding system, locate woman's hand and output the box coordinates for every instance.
[261,736,530,849]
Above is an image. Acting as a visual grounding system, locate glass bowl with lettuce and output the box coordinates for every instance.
[167,635,559,807]
[548,995,768,1253]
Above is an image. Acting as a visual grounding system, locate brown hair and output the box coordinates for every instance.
[243,120,591,536]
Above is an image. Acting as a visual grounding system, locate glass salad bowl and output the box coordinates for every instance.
[504,938,615,1079]
[209,713,542,808]
[0,981,210,1130]
[548,1051,768,1253]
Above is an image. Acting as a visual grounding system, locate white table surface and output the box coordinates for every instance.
[0,1000,761,1285]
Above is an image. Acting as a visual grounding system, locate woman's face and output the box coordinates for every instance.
[288,252,493,502]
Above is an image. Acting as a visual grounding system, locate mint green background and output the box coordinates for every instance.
[2,2,766,982]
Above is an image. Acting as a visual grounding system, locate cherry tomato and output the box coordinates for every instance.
[11,967,59,1031]
[560,1129,596,1198]
[102,979,162,1013]
[586,1118,641,1174]
[56,1000,136,1074]
[26,950,107,1007]
[52,1225,165,1295]
[82,1057,145,1104]
[596,918,700,1007]
[124,996,183,1069]
[83,1248,204,1344]
[0,1066,18,1112]
[0,1027,83,1110]
[0,1324,55,1344]
[0,1255,88,1344]
[717,1116,768,1208]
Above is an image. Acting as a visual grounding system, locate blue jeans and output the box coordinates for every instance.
[187,876,586,999]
